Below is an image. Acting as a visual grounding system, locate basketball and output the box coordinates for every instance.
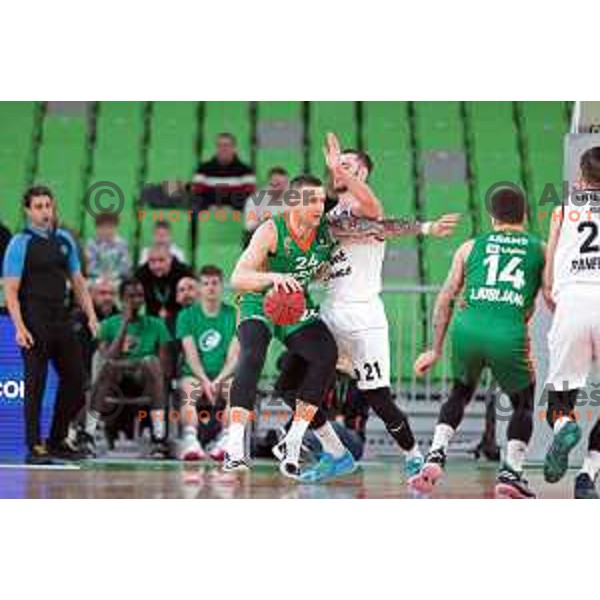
[263,287,306,326]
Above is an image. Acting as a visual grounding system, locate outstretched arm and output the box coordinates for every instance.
[327,213,461,241]
[414,240,473,376]
[231,220,302,293]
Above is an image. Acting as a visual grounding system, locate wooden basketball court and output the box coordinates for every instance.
[0,459,578,499]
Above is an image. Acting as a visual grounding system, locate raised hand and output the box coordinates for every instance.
[430,213,461,237]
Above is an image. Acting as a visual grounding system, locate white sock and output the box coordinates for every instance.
[225,408,249,460]
[85,410,101,437]
[314,422,346,458]
[67,423,78,444]
[506,439,527,473]
[431,424,454,452]
[553,416,571,434]
[151,410,166,440]
[405,443,422,460]
[580,450,600,481]
[282,403,316,463]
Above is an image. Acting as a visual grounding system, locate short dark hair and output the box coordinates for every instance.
[268,166,289,178]
[290,174,323,190]
[23,185,54,208]
[580,147,600,185]
[198,264,224,281]
[217,132,237,145]
[490,187,526,225]
[342,148,374,176]
[154,221,171,230]
[95,212,119,227]
[119,276,143,299]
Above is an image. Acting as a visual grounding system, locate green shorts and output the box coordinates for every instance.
[450,310,534,393]
[238,292,319,341]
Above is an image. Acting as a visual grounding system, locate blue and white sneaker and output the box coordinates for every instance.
[405,454,424,478]
[299,450,356,483]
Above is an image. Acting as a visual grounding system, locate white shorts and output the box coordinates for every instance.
[547,287,600,390]
[320,298,390,391]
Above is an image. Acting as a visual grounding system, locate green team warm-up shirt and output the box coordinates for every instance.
[176,302,237,379]
[98,314,171,359]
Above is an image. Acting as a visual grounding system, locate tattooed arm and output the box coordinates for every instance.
[414,240,473,376]
[327,213,461,241]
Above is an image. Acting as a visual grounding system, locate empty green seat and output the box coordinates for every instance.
[147,102,199,182]
[308,102,357,173]
[363,102,414,215]
[415,102,463,151]
[87,101,146,239]
[36,113,89,230]
[0,102,38,230]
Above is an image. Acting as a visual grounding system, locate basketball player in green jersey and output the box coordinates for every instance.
[408,187,547,499]
[224,174,356,479]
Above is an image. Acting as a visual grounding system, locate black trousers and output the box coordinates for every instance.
[21,320,85,449]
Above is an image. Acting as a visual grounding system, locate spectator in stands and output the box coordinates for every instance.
[135,245,193,332]
[91,277,119,321]
[176,265,239,461]
[191,133,256,211]
[243,166,289,246]
[81,277,171,458]
[86,213,130,282]
[176,276,199,309]
[139,221,186,265]
[74,276,120,387]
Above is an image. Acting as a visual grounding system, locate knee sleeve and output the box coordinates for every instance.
[230,320,271,411]
[589,420,600,452]
[507,383,535,444]
[285,322,337,408]
[546,389,578,428]
[439,380,477,430]
[362,387,415,452]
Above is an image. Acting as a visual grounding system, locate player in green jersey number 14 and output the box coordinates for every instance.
[408,187,550,499]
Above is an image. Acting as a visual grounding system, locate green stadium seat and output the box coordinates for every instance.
[194,241,242,282]
[383,293,424,383]
[414,102,463,151]
[203,102,251,162]
[36,113,89,231]
[87,101,146,240]
[255,102,304,180]
[363,102,414,215]
[308,102,357,173]
[147,102,199,182]
[0,102,38,230]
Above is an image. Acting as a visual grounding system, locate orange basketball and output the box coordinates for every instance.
[263,288,306,326]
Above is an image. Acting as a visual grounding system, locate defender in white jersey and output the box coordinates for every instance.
[543,146,600,499]
[296,134,459,482]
